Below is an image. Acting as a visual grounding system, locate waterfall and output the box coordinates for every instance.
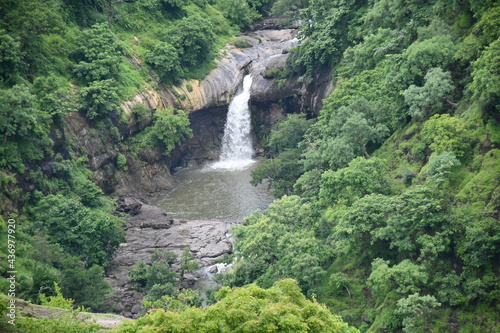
[211,75,255,170]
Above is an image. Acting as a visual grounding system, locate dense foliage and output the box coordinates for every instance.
[236,0,500,331]
[0,0,263,320]
[115,279,358,333]
[0,0,499,331]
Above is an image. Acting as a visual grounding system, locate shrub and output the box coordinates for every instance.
[422,114,470,158]
[146,107,192,155]
[116,279,358,333]
[116,153,127,170]
[144,42,182,83]
[73,23,124,82]
[78,79,121,120]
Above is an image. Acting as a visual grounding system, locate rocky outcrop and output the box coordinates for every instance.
[106,199,239,317]
[63,111,177,197]
[169,29,299,113]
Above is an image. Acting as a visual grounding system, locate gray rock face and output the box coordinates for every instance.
[106,200,240,317]
[171,29,300,113]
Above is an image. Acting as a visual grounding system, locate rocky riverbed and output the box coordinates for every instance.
[105,198,240,318]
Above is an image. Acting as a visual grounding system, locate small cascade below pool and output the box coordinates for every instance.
[211,75,255,170]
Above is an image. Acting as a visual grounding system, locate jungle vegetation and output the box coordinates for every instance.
[0,0,499,332]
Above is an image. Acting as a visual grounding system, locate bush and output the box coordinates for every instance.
[116,153,127,170]
[231,38,253,48]
[129,250,178,292]
[0,30,23,83]
[403,67,455,119]
[421,114,470,158]
[144,42,182,83]
[131,103,151,123]
[165,14,217,71]
[146,107,192,155]
[266,114,312,157]
[217,0,261,28]
[143,283,177,303]
[39,282,77,310]
[116,279,358,333]
[32,194,125,267]
[59,259,111,311]
[78,79,121,120]
[427,151,461,183]
[73,23,124,82]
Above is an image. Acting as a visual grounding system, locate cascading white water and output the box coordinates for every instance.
[211,75,255,170]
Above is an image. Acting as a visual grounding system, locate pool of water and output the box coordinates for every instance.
[151,161,274,222]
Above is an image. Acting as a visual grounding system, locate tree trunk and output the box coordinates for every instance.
[344,285,352,298]
[442,97,459,108]
[362,144,371,159]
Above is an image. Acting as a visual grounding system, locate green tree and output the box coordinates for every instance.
[469,38,500,115]
[143,283,177,303]
[458,216,500,270]
[78,79,121,120]
[421,114,470,158]
[32,194,125,267]
[217,0,261,28]
[146,107,193,155]
[180,247,200,277]
[319,157,389,207]
[59,257,111,311]
[251,149,304,197]
[33,75,78,120]
[271,0,309,16]
[129,249,178,292]
[0,85,46,146]
[389,35,457,90]
[3,0,64,76]
[0,30,23,83]
[230,196,330,293]
[73,23,124,82]
[267,114,312,157]
[165,15,217,72]
[303,97,390,170]
[293,168,323,200]
[39,282,76,310]
[368,259,429,302]
[116,279,359,333]
[144,42,182,83]
[394,293,441,333]
[426,151,461,183]
[332,193,396,259]
[128,261,149,290]
[403,67,456,119]
[332,185,450,262]
[338,28,408,78]
[363,0,432,33]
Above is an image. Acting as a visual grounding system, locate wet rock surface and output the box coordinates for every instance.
[106,199,240,317]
